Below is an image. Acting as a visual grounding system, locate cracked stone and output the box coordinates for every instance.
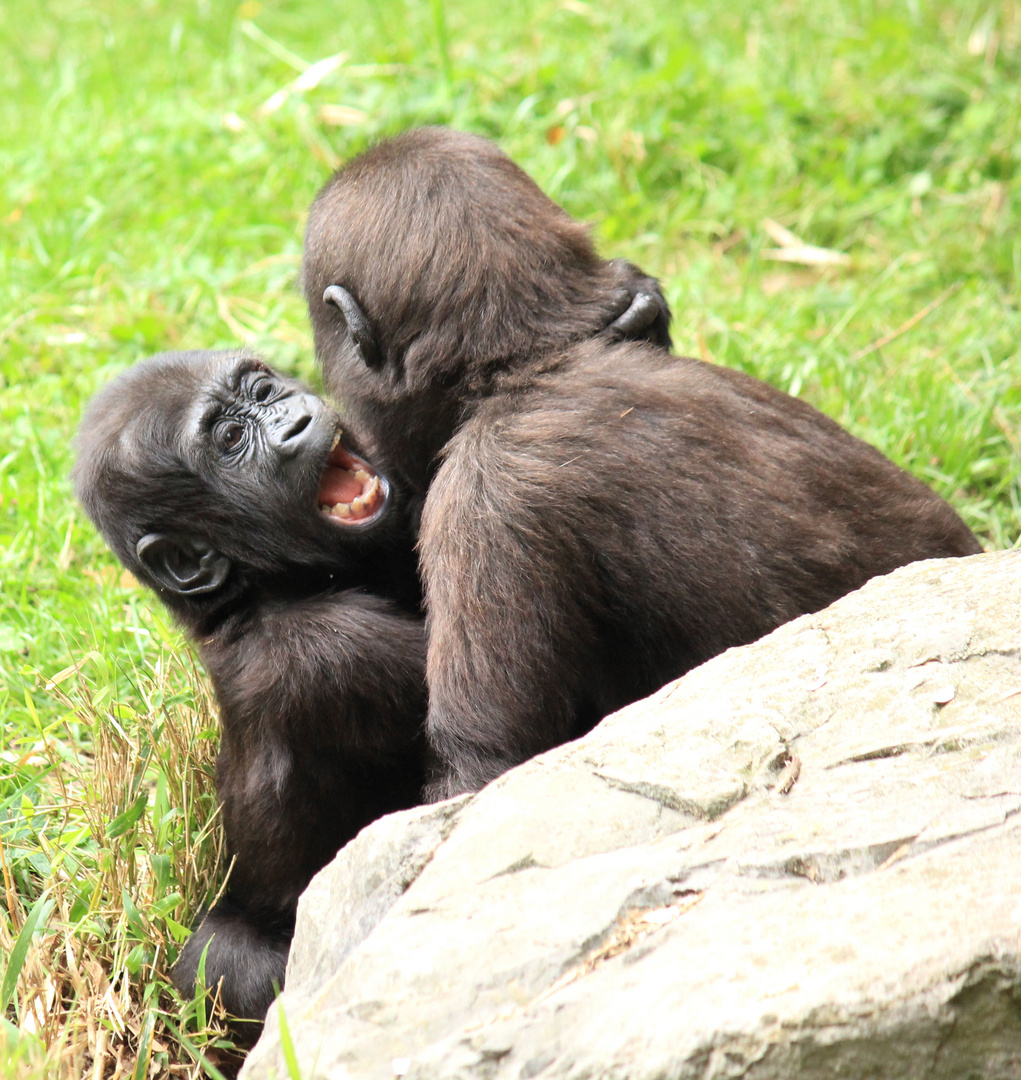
[245,551,1021,1080]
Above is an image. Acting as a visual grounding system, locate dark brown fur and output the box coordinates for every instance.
[304,127,670,497]
[73,350,426,1031]
[303,127,983,798]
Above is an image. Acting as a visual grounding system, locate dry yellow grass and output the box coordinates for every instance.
[2,664,240,1080]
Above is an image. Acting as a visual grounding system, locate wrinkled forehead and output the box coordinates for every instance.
[95,350,248,464]
[177,351,255,435]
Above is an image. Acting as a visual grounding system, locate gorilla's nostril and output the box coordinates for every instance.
[283,414,312,441]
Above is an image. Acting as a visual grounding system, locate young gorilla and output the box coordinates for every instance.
[302,127,984,800]
[73,350,427,1033]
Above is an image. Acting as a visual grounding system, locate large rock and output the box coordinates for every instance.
[242,552,1021,1080]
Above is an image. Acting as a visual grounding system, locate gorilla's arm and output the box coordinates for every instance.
[173,590,427,1030]
[418,429,602,799]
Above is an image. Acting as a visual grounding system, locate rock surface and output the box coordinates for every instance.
[242,552,1021,1080]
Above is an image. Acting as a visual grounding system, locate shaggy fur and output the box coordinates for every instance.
[73,350,426,1031]
[304,127,982,798]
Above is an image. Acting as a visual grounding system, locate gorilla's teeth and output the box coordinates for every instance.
[330,431,341,451]
[321,475,383,524]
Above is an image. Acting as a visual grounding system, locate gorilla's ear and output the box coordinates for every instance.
[136,533,232,597]
[323,285,382,369]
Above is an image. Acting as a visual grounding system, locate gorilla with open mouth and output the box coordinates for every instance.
[73,349,427,1032]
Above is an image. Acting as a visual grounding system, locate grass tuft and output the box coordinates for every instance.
[2,642,238,1077]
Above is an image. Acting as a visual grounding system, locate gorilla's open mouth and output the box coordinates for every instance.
[318,433,388,526]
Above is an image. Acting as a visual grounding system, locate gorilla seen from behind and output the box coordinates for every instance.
[303,127,983,800]
[73,350,427,1033]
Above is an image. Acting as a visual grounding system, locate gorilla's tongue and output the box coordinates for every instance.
[319,462,363,507]
[318,443,384,522]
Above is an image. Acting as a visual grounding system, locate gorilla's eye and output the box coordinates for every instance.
[214,420,247,453]
[250,376,275,403]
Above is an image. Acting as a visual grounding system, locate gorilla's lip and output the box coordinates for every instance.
[317,434,389,526]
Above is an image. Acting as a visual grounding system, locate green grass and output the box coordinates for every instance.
[2,0,1019,1074]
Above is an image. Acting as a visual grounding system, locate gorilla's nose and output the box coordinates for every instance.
[272,408,315,457]
[281,414,312,442]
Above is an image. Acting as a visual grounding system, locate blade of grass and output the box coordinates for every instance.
[159,1017,231,1080]
[132,1011,156,1080]
[276,1003,304,1080]
[0,892,54,1015]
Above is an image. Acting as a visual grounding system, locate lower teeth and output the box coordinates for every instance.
[320,484,381,520]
